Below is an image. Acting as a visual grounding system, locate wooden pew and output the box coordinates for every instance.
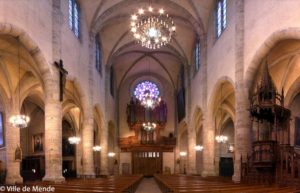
[3,175,142,193]
[154,174,298,193]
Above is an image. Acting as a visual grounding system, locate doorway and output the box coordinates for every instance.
[132,151,162,176]
[219,157,233,177]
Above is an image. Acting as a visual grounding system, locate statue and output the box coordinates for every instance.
[15,145,22,162]
[54,60,68,101]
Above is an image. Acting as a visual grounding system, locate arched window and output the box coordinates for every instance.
[95,38,102,74]
[216,0,227,38]
[69,0,80,38]
[133,81,160,101]
[194,39,201,74]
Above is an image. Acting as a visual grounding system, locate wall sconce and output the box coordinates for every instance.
[228,144,234,153]
[179,151,187,157]
[108,152,116,157]
[194,145,204,151]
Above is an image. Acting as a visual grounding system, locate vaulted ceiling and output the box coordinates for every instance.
[79,0,214,90]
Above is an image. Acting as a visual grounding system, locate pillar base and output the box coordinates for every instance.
[43,175,65,183]
[232,173,241,183]
[6,175,23,185]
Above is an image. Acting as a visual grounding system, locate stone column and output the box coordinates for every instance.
[82,111,95,177]
[187,128,196,174]
[232,91,251,182]
[174,139,180,174]
[201,111,216,176]
[100,122,108,175]
[232,0,251,182]
[42,74,65,182]
[5,104,23,184]
[76,137,83,176]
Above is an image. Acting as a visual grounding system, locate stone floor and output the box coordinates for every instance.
[135,177,162,193]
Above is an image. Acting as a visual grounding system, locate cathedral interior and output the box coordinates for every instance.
[0,0,300,192]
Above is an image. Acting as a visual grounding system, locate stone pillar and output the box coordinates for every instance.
[174,139,180,174]
[232,92,251,182]
[82,112,95,177]
[100,122,108,175]
[187,128,196,174]
[201,111,216,176]
[76,137,83,176]
[232,0,251,183]
[5,105,23,184]
[43,74,65,182]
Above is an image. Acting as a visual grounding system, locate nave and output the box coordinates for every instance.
[3,175,299,193]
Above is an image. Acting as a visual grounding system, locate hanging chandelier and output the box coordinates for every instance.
[141,90,161,108]
[143,122,157,131]
[93,145,102,152]
[9,115,30,129]
[215,135,228,143]
[194,145,204,152]
[130,6,176,49]
[68,136,81,145]
[9,37,30,129]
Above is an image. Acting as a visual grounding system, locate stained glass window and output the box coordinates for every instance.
[194,39,201,73]
[69,0,80,38]
[95,38,102,74]
[216,0,227,38]
[134,81,160,101]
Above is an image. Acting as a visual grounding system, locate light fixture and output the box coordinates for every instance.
[108,152,116,157]
[141,90,161,109]
[143,122,157,131]
[194,145,204,151]
[215,135,228,143]
[93,145,102,152]
[9,37,30,129]
[68,136,81,145]
[228,144,234,153]
[130,6,176,49]
[179,151,187,157]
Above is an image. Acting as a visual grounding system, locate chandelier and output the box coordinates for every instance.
[215,135,228,143]
[141,90,161,108]
[9,115,30,129]
[9,37,30,129]
[68,136,81,145]
[143,122,157,131]
[194,145,204,152]
[93,145,102,152]
[130,6,176,49]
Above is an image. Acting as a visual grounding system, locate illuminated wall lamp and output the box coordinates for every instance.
[108,152,116,157]
[179,151,187,157]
